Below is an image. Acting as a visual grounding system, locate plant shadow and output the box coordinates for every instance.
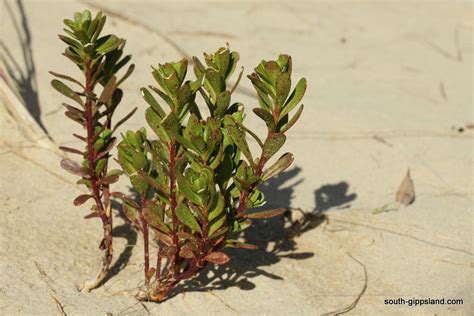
[1,0,47,134]
[102,191,139,283]
[169,167,357,296]
[107,168,357,297]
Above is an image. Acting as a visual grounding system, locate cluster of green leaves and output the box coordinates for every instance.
[51,10,135,290]
[52,10,134,212]
[116,45,306,301]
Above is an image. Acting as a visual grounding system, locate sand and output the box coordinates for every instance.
[1,1,472,315]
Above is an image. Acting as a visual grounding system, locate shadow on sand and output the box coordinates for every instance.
[108,165,357,298]
[1,0,47,134]
[172,167,358,297]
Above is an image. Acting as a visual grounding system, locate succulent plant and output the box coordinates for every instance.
[116,45,306,301]
[50,10,135,292]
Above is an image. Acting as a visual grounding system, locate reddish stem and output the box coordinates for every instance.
[169,142,180,278]
[84,59,112,263]
[155,241,162,281]
[140,196,149,284]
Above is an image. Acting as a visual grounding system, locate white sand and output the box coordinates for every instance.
[1,1,472,314]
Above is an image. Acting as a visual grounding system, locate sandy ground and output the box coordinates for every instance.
[1,0,473,315]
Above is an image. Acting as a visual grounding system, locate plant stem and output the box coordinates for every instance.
[236,113,279,217]
[236,153,267,216]
[155,241,162,280]
[169,142,180,278]
[81,59,113,292]
[140,196,150,284]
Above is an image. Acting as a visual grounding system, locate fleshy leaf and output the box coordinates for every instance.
[253,108,275,130]
[73,194,93,206]
[59,146,84,156]
[281,77,306,118]
[51,79,84,106]
[280,104,304,133]
[176,203,202,233]
[246,208,286,219]
[261,153,294,181]
[60,158,89,177]
[224,240,257,249]
[143,206,170,233]
[204,251,230,265]
[224,116,253,164]
[263,133,286,159]
[99,75,117,105]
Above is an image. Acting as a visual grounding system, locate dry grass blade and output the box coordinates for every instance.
[322,253,367,315]
[51,295,67,316]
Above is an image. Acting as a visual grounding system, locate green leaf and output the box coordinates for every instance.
[208,193,224,221]
[248,189,265,208]
[145,108,170,143]
[177,81,192,110]
[143,206,170,233]
[96,34,120,54]
[231,219,252,233]
[132,151,147,170]
[177,175,202,205]
[280,104,304,133]
[208,193,226,236]
[261,153,294,181]
[130,175,149,193]
[281,77,306,118]
[137,171,168,197]
[162,112,180,137]
[224,116,253,164]
[227,51,240,79]
[204,68,223,101]
[253,108,275,130]
[92,16,106,42]
[123,204,139,224]
[275,73,291,107]
[74,12,83,27]
[263,133,286,159]
[95,158,107,175]
[117,63,135,86]
[215,90,231,117]
[63,19,76,30]
[176,203,202,233]
[51,79,84,106]
[106,169,124,177]
[248,73,275,99]
[142,88,165,118]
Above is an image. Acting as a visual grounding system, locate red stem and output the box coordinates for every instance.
[169,142,180,278]
[155,241,162,281]
[140,196,150,284]
[84,59,112,262]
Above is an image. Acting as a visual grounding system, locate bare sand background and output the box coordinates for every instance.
[1,0,472,315]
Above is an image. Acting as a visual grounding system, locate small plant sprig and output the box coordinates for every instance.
[116,45,306,301]
[50,10,135,292]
